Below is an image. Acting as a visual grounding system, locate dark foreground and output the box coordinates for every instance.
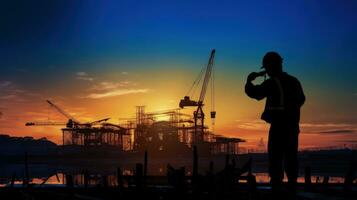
[1,149,356,199]
[1,183,356,200]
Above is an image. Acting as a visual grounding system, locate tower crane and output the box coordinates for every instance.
[25,100,110,128]
[46,100,80,128]
[179,49,216,143]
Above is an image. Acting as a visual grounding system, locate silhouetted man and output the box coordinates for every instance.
[245,52,305,195]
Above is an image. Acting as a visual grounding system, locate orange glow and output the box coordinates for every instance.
[0,68,356,150]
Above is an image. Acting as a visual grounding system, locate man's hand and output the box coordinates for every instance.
[247,72,260,82]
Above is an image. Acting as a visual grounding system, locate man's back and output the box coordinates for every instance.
[278,73,305,111]
[245,72,305,125]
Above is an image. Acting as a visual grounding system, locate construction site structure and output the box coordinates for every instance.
[62,123,131,150]
[26,102,245,155]
[26,100,131,152]
[25,50,246,156]
[129,105,245,155]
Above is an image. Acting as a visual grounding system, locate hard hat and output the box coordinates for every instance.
[261,51,283,69]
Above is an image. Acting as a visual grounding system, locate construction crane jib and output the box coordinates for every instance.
[179,49,216,143]
[25,100,110,128]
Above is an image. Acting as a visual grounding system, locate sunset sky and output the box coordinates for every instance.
[0,0,356,149]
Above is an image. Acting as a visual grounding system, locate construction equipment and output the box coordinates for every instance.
[25,100,110,128]
[25,118,110,127]
[25,100,130,148]
[46,100,81,128]
[25,121,67,126]
[179,49,216,143]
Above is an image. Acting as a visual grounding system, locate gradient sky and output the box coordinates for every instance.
[1,0,356,149]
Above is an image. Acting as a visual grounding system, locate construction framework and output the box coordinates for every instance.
[26,50,246,156]
[62,123,131,151]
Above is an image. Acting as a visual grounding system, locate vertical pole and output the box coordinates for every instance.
[225,154,230,169]
[247,170,257,200]
[194,112,198,144]
[322,176,329,185]
[24,152,29,187]
[144,150,148,186]
[121,134,124,150]
[193,145,198,177]
[208,161,214,197]
[192,145,198,195]
[135,163,143,190]
[66,174,73,188]
[304,166,311,186]
[209,161,214,174]
[102,175,108,188]
[10,172,16,188]
[117,167,123,188]
[231,158,236,168]
[344,161,356,191]
[84,169,89,188]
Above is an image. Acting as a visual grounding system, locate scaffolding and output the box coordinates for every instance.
[62,123,131,151]
[57,105,245,155]
[210,136,245,155]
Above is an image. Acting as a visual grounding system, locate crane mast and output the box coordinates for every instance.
[179,49,216,144]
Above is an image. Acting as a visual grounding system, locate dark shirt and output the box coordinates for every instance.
[245,72,305,130]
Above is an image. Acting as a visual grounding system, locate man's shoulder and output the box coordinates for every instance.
[283,72,300,83]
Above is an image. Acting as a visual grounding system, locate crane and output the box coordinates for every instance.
[26,118,110,128]
[46,100,80,127]
[25,121,66,126]
[179,49,216,143]
[25,100,110,128]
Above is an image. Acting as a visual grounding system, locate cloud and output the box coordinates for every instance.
[0,94,18,100]
[336,140,357,143]
[77,77,94,81]
[122,72,129,75]
[301,123,354,128]
[233,120,357,136]
[0,81,12,88]
[300,122,357,135]
[85,88,148,99]
[76,72,94,81]
[319,130,355,134]
[76,72,88,76]
[234,119,268,130]
[0,82,29,102]
[81,80,147,99]
[91,81,132,91]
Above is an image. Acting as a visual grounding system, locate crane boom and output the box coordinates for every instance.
[26,121,66,126]
[46,100,79,123]
[26,100,110,128]
[88,118,110,125]
[26,117,110,128]
[179,49,216,108]
[199,49,215,104]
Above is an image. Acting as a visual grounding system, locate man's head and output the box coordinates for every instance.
[261,51,283,77]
